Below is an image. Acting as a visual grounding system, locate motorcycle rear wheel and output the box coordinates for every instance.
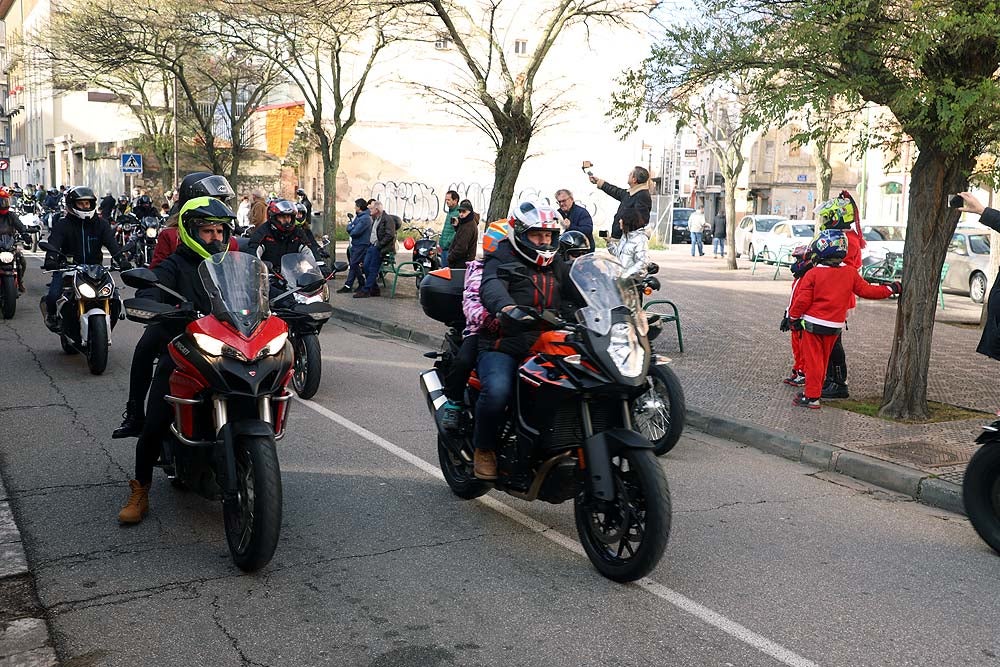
[574,449,671,582]
[292,334,322,400]
[963,443,1000,554]
[223,434,283,572]
[0,275,16,319]
[437,435,489,499]
[632,364,686,456]
[86,314,108,375]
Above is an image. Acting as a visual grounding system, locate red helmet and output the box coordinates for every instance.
[267,199,297,233]
[0,188,10,214]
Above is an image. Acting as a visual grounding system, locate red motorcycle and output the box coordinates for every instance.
[122,252,300,571]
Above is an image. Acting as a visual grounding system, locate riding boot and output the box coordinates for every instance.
[113,400,146,439]
[118,480,150,524]
[821,366,849,399]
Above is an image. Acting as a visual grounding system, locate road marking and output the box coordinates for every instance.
[294,396,820,667]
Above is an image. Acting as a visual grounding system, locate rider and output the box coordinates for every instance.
[245,199,323,270]
[114,195,130,220]
[113,172,236,439]
[98,191,116,222]
[132,194,158,220]
[43,188,61,211]
[0,188,30,292]
[557,230,592,262]
[473,200,568,479]
[43,187,131,330]
[295,187,312,220]
[118,196,237,524]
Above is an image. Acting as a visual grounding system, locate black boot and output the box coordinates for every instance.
[821,366,849,399]
[112,400,145,439]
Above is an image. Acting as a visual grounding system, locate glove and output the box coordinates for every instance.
[20,233,31,245]
[117,257,133,271]
[779,316,790,333]
[790,318,807,331]
[889,281,902,296]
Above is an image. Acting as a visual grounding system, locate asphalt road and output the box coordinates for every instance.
[2,254,1000,666]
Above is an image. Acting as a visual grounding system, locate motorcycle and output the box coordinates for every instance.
[0,234,25,319]
[126,216,161,267]
[403,226,441,288]
[114,213,140,254]
[37,241,123,374]
[40,206,60,231]
[963,422,1000,553]
[19,202,41,252]
[417,254,672,582]
[121,253,295,571]
[269,250,345,399]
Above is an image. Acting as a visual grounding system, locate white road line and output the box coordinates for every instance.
[294,396,820,667]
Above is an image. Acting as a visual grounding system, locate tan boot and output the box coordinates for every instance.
[118,480,150,524]
[473,450,497,480]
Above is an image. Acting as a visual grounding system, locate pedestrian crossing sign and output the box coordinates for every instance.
[120,153,143,174]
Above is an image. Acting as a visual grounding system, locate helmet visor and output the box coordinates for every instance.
[190,175,234,202]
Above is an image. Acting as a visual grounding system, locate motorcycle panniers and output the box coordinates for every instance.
[419,269,466,325]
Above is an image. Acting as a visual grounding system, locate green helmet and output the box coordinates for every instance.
[177,196,236,260]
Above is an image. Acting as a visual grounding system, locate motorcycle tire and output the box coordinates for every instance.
[963,443,1000,554]
[0,275,16,320]
[292,334,322,400]
[59,334,78,355]
[574,448,671,582]
[632,364,686,456]
[437,435,489,500]
[31,234,38,253]
[86,314,109,375]
[223,434,282,572]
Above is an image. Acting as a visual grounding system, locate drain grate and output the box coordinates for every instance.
[860,441,973,468]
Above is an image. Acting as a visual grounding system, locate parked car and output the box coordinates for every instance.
[944,228,991,303]
[860,222,907,267]
[751,221,816,258]
[669,207,694,244]
[734,215,790,259]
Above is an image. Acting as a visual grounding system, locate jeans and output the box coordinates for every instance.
[690,232,704,256]
[345,243,369,288]
[45,271,64,317]
[363,245,383,291]
[440,249,449,268]
[713,237,726,256]
[473,351,518,452]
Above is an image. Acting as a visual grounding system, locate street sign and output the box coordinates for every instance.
[0,160,9,172]
[796,174,808,182]
[120,153,143,174]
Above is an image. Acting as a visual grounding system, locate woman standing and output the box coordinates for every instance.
[958,192,1000,359]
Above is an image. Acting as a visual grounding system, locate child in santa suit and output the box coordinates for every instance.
[781,245,814,387]
[814,190,866,398]
[788,230,899,408]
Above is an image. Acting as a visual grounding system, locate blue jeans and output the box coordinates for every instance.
[440,249,449,268]
[713,237,726,256]
[474,351,518,452]
[363,245,383,291]
[45,271,64,316]
[690,232,704,256]
[345,243,369,288]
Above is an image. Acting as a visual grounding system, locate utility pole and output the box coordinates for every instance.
[172,73,179,188]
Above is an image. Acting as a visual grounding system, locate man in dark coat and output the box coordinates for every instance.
[555,188,594,253]
[590,166,653,240]
[958,192,1000,359]
[357,200,400,297]
[712,209,727,258]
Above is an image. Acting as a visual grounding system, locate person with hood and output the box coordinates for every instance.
[589,166,653,240]
[338,199,372,293]
[446,199,479,268]
[99,191,117,222]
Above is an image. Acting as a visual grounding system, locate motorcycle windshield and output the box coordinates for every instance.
[198,252,270,336]
[569,254,647,337]
[279,249,324,288]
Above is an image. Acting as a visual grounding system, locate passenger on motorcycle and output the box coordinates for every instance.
[118,196,237,524]
[43,188,61,210]
[43,187,130,331]
[114,195,130,220]
[132,194,158,220]
[473,200,569,480]
[557,230,592,262]
[245,199,323,274]
[98,191,116,221]
[0,188,30,291]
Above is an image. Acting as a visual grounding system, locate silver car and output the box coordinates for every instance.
[944,229,990,303]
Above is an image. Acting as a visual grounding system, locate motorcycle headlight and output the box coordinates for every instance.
[0,251,13,264]
[77,281,97,299]
[256,332,288,359]
[145,227,157,238]
[192,332,225,356]
[607,322,644,378]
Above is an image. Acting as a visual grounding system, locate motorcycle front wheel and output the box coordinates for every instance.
[437,435,489,500]
[292,334,322,399]
[574,448,671,582]
[632,364,686,456]
[963,443,1000,554]
[223,434,282,572]
[86,314,108,375]
[0,275,16,319]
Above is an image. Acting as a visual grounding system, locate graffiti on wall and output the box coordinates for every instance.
[370,181,440,221]
[448,182,492,216]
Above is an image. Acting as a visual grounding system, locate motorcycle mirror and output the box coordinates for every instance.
[646,262,659,275]
[120,267,159,288]
[645,277,661,292]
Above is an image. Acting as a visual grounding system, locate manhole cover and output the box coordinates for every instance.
[861,441,971,468]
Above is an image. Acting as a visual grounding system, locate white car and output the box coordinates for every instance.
[860,223,906,266]
[746,220,815,260]
[734,215,790,259]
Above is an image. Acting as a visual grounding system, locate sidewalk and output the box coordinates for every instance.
[327,246,1000,514]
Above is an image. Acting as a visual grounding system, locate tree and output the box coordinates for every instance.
[401,0,660,221]
[618,0,1000,420]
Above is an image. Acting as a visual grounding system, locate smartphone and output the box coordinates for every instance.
[599,230,609,238]
[948,194,964,208]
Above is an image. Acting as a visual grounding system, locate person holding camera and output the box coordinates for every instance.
[589,166,652,240]
[957,192,1000,360]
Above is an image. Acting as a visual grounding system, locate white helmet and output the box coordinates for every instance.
[507,200,561,267]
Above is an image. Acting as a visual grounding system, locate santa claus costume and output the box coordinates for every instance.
[782,245,814,387]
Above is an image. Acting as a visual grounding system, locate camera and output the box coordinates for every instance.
[948,194,964,208]
[599,230,609,238]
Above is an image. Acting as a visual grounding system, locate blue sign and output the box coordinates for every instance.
[796,174,808,182]
[120,153,143,174]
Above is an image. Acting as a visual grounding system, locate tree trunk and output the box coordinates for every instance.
[725,178,739,269]
[321,133,342,257]
[879,148,974,420]
[814,138,833,202]
[487,125,531,221]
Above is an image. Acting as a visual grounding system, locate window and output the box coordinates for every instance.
[950,234,967,255]
[514,39,528,55]
[970,235,990,255]
[434,34,452,50]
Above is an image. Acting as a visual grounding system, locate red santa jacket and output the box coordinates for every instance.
[844,229,863,270]
[788,263,892,329]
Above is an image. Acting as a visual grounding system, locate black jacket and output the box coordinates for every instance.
[246,222,321,268]
[372,212,400,253]
[978,207,1000,359]
[298,195,312,220]
[140,244,212,314]
[98,196,116,218]
[712,214,727,238]
[479,239,570,357]
[600,182,652,239]
[44,213,122,269]
[0,211,25,238]
[132,204,158,220]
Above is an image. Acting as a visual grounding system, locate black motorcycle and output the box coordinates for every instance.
[403,225,441,288]
[18,202,41,252]
[418,254,671,582]
[125,216,161,267]
[37,241,122,374]
[963,421,1000,553]
[0,234,25,319]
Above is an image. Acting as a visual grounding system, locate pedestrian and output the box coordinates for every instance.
[688,206,706,257]
[357,200,400,298]
[338,199,372,293]
[712,209,727,257]
[607,209,649,268]
[780,245,814,388]
[439,189,460,266]
[589,166,652,241]
[249,189,268,228]
[236,195,250,229]
[447,199,479,268]
[554,188,595,253]
[296,187,312,220]
[957,192,1000,361]
[787,229,898,409]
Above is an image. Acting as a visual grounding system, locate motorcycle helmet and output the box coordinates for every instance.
[137,194,152,207]
[267,199,297,233]
[117,195,129,209]
[177,196,236,260]
[507,200,561,267]
[294,202,308,225]
[558,230,591,261]
[790,244,812,277]
[809,229,848,265]
[65,186,98,220]
[296,187,306,198]
[0,188,10,215]
[178,172,234,206]
[815,191,858,231]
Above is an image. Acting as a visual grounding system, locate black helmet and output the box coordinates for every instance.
[138,194,152,207]
[296,187,306,197]
[65,186,98,220]
[177,196,236,260]
[558,230,591,261]
[267,199,297,233]
[178,172,233,206]
[294,202,307,224]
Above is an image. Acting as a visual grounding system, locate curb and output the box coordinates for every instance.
[328,308,966,516]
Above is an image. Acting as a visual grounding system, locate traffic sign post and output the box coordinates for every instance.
[120,153,142,174]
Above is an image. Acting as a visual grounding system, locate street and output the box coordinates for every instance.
[2,255,1000,667]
